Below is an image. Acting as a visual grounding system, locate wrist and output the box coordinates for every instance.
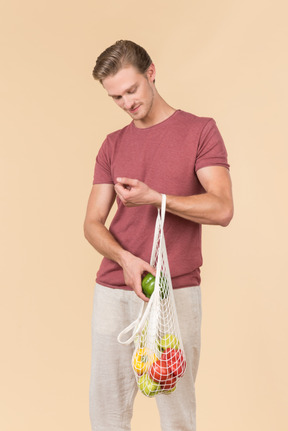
[117,249,131,269]
[151,190,162,208]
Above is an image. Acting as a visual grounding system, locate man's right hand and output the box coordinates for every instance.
[84,183,156,302]
[119,250,156,302]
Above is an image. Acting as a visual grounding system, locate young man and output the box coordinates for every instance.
[84,40,233,431]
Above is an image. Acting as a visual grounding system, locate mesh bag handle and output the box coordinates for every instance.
[117,194,166,345]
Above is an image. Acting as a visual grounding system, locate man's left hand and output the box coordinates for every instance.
[114,177,162,207]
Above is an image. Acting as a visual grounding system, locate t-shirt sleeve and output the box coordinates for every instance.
[92,138,114,185]
[195,119,230,172]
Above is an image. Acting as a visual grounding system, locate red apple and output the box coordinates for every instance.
[161,376,177,390]
[161,348,178,362]
[149,359,170,383]
[169,350,186,378]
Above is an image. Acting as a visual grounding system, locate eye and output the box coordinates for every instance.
[112,96,122,100]
[127,87,137,94]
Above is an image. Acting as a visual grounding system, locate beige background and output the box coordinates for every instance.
[1,0,287,430]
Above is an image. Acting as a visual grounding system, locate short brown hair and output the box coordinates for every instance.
[92,40,152,83]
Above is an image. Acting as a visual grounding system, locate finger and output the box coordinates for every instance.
[135,287,150,302]
[116,177,138,187]
[115,183,131,193]
[143,262,156,277]
[134,273,150,302]
[114,184,127,202]
[114,183,123,195]
[115,183,132,197]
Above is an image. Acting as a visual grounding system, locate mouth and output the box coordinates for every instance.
[129,105,140,113]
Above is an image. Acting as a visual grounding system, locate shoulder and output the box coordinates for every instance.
[176,110,215,128]
[106,122,132,142]
[175,110,217,136]
[98,123,132,155]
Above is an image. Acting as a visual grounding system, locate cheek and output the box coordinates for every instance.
[114,99,124,109]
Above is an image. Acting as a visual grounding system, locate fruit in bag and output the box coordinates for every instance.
[138,374,161,397]
[159,334,180,350]
[132,348,157,375]
[141,273,155,298]
[141,272,169,299]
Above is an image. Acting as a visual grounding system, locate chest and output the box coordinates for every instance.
[110,129,203,195]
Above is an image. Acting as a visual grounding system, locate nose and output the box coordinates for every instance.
[122,95,134,110]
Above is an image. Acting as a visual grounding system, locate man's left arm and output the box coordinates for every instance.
[114,166,233,227]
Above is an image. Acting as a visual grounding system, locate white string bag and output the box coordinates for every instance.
[117,194,187,397]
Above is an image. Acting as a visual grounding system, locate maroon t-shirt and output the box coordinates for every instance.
[93,110,229,290]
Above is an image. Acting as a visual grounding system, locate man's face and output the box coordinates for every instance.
[102,65,156,124]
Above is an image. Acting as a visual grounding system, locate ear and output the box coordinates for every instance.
[146,63,156,83]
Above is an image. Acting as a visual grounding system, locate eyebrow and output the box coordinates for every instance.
[108,84,137,98]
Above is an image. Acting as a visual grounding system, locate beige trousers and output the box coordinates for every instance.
[89,283,201,431]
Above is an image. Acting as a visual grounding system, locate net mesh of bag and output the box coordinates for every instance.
[117,194,186,397]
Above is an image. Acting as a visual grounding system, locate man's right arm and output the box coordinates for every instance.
[83,183,154,301]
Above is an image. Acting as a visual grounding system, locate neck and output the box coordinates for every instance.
[133,93,176,129]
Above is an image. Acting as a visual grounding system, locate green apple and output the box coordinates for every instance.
[138,374,161,397]
[141,272,169,299]
[159,334,180,350]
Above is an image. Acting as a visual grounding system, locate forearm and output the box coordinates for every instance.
[84,220,128,266]
[84,219,154,301]
[165,192,233,226]
[115,168,233,227]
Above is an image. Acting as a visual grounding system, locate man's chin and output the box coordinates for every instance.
[127,111,143,120]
